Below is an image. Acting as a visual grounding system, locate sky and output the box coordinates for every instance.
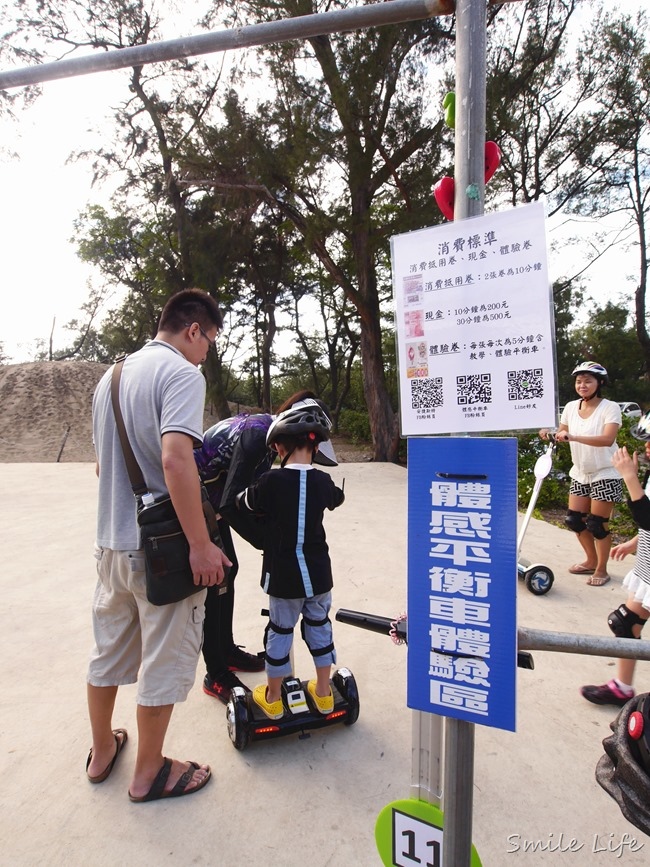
[0,70,127,362]
[0,1,645,364]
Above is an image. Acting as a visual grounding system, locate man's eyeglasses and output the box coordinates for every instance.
[185,322,218,353]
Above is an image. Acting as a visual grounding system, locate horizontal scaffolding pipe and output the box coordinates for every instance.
[0,0,454,91]
[519,626,650,661]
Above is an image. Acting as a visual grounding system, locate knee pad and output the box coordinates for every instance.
[263,619,293,667]
[565,509,587,534]
[608,604,647,639]
[300,614,335,659]
[586,513,610,539]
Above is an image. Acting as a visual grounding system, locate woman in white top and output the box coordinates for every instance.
[541,361,623,586]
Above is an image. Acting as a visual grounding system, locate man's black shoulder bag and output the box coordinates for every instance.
[110,357,227,606]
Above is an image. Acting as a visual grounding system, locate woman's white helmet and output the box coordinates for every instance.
[572,361,609,385]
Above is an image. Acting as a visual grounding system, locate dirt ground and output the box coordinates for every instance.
[0,361,373,463]
[0,359,625,550]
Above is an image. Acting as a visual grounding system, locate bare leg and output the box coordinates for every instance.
[615,598,648,687]
[315,664,332,697]
[266,675,284,704]
[576,530,597,569]
[87,683,120,778]
[567,493,597,571]
[617,657,637,687]
[593,534,613,579]
[128,704,209,799]
[588,499,615,584]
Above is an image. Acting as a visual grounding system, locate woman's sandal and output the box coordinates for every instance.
[586,574,611,586]
[568,564,596,575]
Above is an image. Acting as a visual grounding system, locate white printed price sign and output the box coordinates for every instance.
[391,201,557,436]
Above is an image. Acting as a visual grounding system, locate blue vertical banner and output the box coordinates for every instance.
[407,437,518,732]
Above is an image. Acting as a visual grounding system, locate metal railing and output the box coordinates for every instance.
[0,0,453,90]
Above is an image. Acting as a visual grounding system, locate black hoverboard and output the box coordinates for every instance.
[225,668,359,750]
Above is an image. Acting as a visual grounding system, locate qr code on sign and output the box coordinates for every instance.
[508,368,544,401]
[411,377,443,410]
[457,373,492,405]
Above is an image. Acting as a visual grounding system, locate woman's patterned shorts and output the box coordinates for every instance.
[569,477,625,503]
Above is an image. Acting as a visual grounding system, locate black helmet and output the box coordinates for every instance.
[596,693,650,836]
[572,361,609,385]
[266,398,332,447]
[632,411,650,443]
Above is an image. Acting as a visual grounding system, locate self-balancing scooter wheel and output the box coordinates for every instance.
[333,668,360,726]
[524,565,554,596]
[226,687,250,751]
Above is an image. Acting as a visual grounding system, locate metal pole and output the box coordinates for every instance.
[442,1,486,865]
[411,712,444,804]
[519,627,650,661]
[453,0,487,222]
[443,718,476,863]
[0,0,454,91]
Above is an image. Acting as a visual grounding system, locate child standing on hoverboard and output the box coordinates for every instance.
[235,399,345,719]
[582,410,650,706]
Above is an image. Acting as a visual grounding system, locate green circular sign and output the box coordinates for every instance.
[375,798,482,867]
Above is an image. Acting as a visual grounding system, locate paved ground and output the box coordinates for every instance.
[2,461,649,866]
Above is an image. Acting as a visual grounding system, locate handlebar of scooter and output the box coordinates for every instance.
[335,608,407,643]
[335,607,535,670]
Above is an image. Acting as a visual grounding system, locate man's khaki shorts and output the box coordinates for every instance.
[87,547,206,706]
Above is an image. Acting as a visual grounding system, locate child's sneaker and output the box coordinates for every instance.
[580,679,635,707]
[307,680,334,715]
[252,684,284,720]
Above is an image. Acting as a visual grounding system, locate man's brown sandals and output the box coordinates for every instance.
[86,729,128,784]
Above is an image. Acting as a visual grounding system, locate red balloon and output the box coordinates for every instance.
[433,143,501,221]
[433,176,455,221]
[484,141,501,183]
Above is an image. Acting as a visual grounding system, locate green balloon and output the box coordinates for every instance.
[443,92,456,129]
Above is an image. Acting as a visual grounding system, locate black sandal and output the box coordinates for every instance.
[128,757,211,802]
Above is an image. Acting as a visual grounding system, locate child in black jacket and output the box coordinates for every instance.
[236,399,345,719]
